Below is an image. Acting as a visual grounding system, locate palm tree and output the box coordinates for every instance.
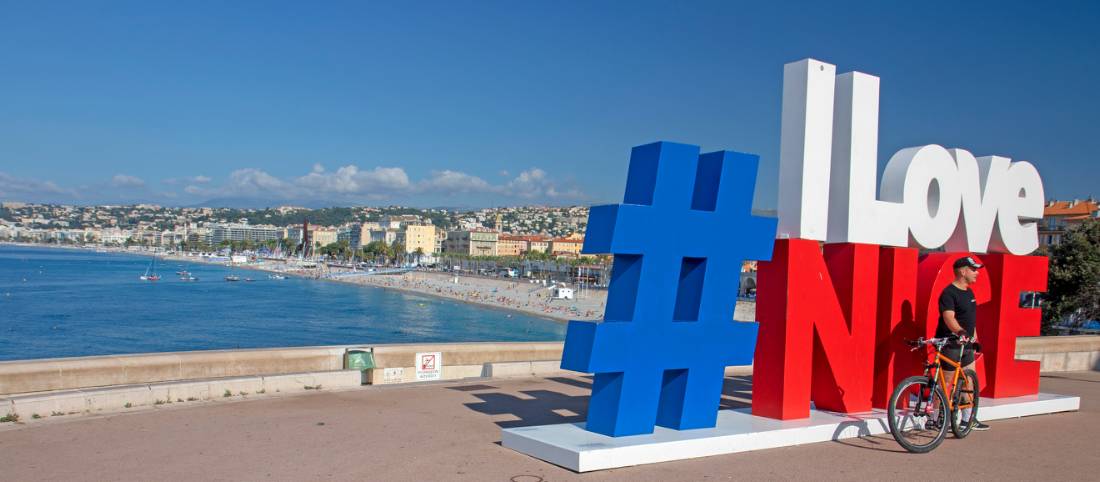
[390,241,405,266]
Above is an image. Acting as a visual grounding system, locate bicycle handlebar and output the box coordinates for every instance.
[906,335,970,351]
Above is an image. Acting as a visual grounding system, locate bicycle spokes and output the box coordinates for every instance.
[888,377,949,453]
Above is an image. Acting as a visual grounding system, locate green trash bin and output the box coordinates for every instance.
[345,349,375,385]
[345,349,375,370]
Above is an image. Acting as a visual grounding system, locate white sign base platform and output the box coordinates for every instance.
[502,393,1079,472]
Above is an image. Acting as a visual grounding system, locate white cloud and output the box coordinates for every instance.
[163,175,213,186]
[0,172,77,201]
[505,168,547,198]
[227,168,292,195]
[111,174,146,188]
[296,165,411,195]
[1,162,588,206]
[417,170,492,193]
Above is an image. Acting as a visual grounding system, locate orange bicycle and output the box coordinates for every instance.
[887,336,981,453]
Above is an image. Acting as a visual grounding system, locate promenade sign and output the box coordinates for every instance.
[562,58,1050,434]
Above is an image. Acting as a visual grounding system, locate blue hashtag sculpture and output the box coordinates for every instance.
[562,141,777,437]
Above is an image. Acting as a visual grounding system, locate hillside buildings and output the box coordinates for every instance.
[1040,199,1100,247]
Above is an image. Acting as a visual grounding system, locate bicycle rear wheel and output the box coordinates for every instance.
[951,369,981,438]
[888,376,949,453]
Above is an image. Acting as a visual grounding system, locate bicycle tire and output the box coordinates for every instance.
[951,369,981,438]
[888,375,949,453]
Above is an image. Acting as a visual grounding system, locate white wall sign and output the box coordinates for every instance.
[415,351,442,381]
[383,367,405,383]
[777,58,1045,255]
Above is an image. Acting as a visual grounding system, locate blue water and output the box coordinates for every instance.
[0,245,565,361]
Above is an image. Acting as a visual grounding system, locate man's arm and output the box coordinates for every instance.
[942,310,969,340]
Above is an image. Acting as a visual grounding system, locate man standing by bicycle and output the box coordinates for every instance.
[936,256,990,431]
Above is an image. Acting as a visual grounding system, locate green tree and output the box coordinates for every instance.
[1043,220,1100,334]
[318,240,351,260]
[390,241,405,264]
[363,241,388,264]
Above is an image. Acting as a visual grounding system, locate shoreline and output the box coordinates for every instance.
[1,242,756,323]
[327,275,573,323]
[0,242,593,322]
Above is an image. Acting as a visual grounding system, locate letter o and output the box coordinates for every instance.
[881,145,962,249]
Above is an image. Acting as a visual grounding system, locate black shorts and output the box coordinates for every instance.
[942,342,975,368]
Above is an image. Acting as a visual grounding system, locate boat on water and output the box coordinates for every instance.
[225,275,241,282]
[180,275,198,281]
[269,274,287,280]
[139,253,161,281]
[244,277,255,282]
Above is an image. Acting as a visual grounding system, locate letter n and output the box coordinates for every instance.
[753,239,878,420]
[872,247,920,409]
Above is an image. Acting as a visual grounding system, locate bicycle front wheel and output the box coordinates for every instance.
[888,376,949,453]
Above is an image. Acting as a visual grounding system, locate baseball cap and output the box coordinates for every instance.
[953,256,983,270]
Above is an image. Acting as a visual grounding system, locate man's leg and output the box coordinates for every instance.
[960,351,990,431]
[931,367,953,427]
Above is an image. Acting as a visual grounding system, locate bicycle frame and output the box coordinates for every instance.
[925,346,978,412]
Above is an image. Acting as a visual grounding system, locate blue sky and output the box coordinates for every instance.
[1,1,1097,208]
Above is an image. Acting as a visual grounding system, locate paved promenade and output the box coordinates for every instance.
[1,372,1097,481]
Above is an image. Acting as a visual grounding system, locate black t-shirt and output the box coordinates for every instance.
[937,284,977,338]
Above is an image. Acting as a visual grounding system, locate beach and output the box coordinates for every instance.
[341,270,758,323]
[345,271,604,321]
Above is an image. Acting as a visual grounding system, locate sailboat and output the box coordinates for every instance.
[139,253,161,281]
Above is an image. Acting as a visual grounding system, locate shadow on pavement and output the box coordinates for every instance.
[446,384,498,392]
[544,376,593,390]
[721,375,753,409]
[464,375,760,428]
[465,390,589,428]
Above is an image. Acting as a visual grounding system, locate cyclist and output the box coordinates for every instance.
[935,255,990,431]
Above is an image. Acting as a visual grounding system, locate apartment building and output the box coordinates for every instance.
[1040,199,1099,247]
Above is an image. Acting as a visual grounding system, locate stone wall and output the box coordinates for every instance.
[0,346,350,395]
[3,337,1098,396]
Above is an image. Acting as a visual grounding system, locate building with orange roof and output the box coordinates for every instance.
[497,235,527,256]
[497,234,551,255]
[1040,199,1099,247]
[550,235,584,257]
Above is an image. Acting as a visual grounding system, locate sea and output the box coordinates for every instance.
[0,245,566,362]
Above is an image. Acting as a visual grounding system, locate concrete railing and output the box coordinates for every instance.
[0,345,354,396]
[1016,335,1100,372]
[3,336,1099,397]
[366,341,565,384]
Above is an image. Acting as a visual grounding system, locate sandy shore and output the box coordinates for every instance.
[2,243,757,323]
[344,271,606,322]
[340,270,757,323]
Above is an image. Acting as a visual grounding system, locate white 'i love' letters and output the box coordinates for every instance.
[776,58,1045,255]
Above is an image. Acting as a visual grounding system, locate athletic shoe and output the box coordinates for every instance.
[972,420,991,431]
